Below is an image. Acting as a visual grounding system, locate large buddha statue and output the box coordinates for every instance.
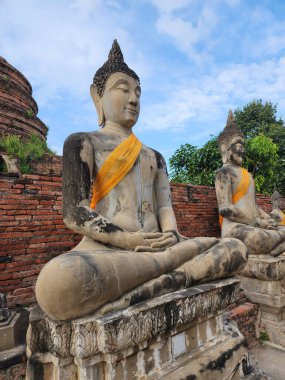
[36,41,247,321]
[215,111,285,256]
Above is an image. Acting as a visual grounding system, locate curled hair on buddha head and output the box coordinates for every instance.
[93,39,140,97]
[218,110,244,153]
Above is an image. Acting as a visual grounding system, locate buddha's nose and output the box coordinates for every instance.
[129,91,138,105]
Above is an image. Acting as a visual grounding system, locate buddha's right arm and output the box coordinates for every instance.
[62,133,163,250]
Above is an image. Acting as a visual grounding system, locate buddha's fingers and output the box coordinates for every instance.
[151,237,177,249]
[149,232,174,242]
[134,245,164,252]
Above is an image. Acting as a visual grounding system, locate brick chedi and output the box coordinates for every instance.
[0,56,48,142]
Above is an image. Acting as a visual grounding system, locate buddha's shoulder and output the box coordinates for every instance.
[215,165,241,180]
[64,131,117,147]
[143,146,166,169]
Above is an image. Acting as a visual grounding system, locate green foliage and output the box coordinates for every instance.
[169,99,284,194]
[244,134,278,193]
[0,134,51,174]
[234,99,283,138]
[169,138,222,186]
[1,74,11,90]
[259,331,269,342]
[25,109,34,118]
[235,99,285,193]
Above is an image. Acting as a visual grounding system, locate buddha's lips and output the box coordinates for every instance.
[124,107,138,114]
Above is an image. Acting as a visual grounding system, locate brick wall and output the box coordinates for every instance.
[0,174,81,307]
[171,183,221,238]
[0,174,275,308]
[30,154,62,177]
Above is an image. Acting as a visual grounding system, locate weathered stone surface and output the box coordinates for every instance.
[0,311,28,352]
[28,278,240,359]
[0,344,26,371]
[26,278,250,379]
[240,255,285,351]
[242,254,285,281]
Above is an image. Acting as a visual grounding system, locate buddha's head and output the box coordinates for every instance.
[90,40,141,129]
[271,190,282,210]
[218,110,245,166]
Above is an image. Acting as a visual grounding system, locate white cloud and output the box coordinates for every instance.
[139,56,285,135]
[154,2,218,64]
[0,0,144,106]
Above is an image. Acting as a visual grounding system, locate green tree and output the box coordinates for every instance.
[234,99,285,192]
[169,99,284,194]
[234,99,283,138]
[244,134,278,193]
[169,138,221,186]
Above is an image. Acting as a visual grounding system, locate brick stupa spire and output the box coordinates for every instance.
[0,56,47,142]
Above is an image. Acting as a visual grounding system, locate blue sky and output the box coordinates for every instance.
[1,0,285,164]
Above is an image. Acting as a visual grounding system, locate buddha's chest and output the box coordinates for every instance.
[92,141,157,185]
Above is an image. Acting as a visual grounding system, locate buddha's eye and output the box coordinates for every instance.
[117,86,129,93]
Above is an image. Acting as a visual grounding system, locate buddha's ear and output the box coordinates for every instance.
[220,144,228,164]
[90,84,105,126]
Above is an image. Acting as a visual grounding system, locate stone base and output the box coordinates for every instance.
[26,278,249,380]
[0,311,28,352]
[240,255,285,351]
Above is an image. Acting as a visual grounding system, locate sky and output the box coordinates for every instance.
[1,0,285,165]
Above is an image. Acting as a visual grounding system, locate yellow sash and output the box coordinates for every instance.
[219,167,250,227]
[90,133,142,209]
[279,210,285,226]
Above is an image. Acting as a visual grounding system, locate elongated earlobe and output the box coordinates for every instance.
[220,144,229,164]
[90,84,105,126]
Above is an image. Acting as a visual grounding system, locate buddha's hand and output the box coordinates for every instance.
[131,231,178,252]
[256,218,278,230]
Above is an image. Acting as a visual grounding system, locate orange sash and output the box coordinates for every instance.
[219,167,250,227]
[90,133,142,209]
[279,210,285,226]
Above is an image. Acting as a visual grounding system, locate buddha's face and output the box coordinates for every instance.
[101,72,141,129]
[227,136,245,166]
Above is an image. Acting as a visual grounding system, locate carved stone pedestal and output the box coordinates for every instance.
[26,278,249,380]
[240,255,285,351]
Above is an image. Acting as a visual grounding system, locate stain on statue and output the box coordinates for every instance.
[36,41,248,321]
[215,111,285,257]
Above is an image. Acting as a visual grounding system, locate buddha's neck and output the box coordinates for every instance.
[102,122,133,138]
[223,161,242,168]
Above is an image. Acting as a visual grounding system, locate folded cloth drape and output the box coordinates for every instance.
[90,133,142,209]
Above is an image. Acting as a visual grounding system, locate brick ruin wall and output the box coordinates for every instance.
[0,161,275,308]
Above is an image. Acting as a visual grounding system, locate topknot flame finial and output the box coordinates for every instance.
[93,39,140,97]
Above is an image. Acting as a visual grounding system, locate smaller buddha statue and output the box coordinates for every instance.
[271,190,285,225]
[215,111,285,256]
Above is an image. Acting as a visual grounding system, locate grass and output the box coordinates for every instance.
[0,134,53,173]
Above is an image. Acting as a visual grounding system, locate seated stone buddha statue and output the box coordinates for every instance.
[36,41,247,321]
[271,190,285,226]
[215,111,285,257]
